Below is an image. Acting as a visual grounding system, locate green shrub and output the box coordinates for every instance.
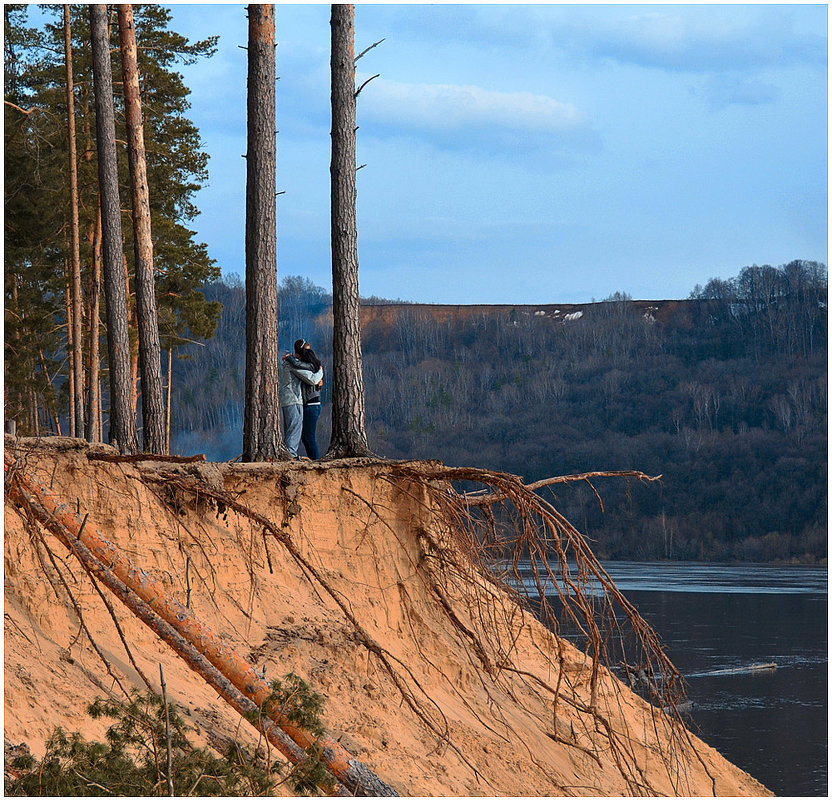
[5,678,331,797]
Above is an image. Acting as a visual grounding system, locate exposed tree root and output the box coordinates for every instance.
[384,462,717,796]
[6,448,721,797]
[138,459,715,796]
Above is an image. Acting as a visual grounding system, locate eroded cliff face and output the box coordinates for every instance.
[4,437,769,796]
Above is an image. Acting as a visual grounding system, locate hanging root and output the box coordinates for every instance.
[142,460,715,796]
[140,461,716,796]
[6,446,718,797]
[384,462,715,796]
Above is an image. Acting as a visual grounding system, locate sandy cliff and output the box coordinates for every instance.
[4,437,769,796]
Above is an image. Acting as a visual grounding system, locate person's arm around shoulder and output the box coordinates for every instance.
[295,366,323,387]
[285,355,321,387]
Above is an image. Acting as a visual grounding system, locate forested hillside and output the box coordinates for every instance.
[170,261,827,564]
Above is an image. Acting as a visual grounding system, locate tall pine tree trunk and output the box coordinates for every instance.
[126,255,139,420]
[328,4,371,458]
[90,3,137,454]
[64,278,75,437]
[165,347,173,453]
[118,3,165,454]
[85,200,102,442]
[242,3,284,462]
[64,4,85,437]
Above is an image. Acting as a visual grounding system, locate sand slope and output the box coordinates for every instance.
[3,437,770,796]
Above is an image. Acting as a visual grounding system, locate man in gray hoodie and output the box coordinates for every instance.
[279,339,323,458]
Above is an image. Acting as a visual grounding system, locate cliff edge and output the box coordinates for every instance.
[4,437,770,796]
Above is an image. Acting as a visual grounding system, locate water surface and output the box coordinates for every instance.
[521,562,827,796]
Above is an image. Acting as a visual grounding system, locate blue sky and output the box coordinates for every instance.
[167,3,827,303]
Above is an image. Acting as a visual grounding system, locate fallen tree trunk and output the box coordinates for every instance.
[10,475,309,764]
[86,452,206,464]
[4,454,398,797]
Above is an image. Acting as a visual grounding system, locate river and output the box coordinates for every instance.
[521,561,827,796]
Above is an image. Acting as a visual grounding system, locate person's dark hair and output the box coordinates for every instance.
[301,344,322,372]
[293,338,305,355]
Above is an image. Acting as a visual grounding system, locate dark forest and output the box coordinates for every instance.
[169,261,827,564]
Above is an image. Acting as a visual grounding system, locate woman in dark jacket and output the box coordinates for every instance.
[284,340,323,459]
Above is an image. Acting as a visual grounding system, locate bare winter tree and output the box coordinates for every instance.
[89,3,137,453]
[63,4,84,437]
[242,3,286,462]
[118,4,165,453]
[327,3,372,458]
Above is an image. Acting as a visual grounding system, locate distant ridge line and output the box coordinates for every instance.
[351,298,695,326]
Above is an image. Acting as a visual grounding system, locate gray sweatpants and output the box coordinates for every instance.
[281,404,303,457]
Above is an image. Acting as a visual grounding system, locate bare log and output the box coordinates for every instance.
[6,461,309,765]
[86,452,206,464]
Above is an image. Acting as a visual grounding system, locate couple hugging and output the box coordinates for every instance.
[280,339,323,460]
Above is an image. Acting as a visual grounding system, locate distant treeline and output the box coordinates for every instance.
[170,260,827,564]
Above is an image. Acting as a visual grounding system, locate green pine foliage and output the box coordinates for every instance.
[5,679,333,797]
[5,691,277,796]
[4,5,69,426]
[3,4,222,432]
[252,673,334,796]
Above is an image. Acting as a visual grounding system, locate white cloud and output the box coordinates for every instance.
[359,77,586,136]
[570,6,827,73]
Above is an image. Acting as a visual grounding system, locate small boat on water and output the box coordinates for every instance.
[697,662,778,677]
[662,700,693,715]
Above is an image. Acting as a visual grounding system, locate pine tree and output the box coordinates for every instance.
[90,2,136,453]
[118,3,165,454]
[242,3,285,462]
[328,3,372,458]
[63,3,84,437]
[4,6,67,434]
[4,5,221,444]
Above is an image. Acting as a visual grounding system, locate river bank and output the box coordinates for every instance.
[4,438,771,795]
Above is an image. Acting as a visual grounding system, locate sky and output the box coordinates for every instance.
[162,3,826,304]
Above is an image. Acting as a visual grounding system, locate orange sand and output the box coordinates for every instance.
[4,437,770,796]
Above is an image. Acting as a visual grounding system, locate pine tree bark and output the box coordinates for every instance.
[85,201,102,442]
[328,4,371,458]
[89,3,137,454]
[242,4,285,462]
[63,278,76,438]
[64,4,85,438]
[118,4,165,454]
[81,83,101,442]
[165,347,173,453]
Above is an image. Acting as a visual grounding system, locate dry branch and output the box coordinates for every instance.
[460,469,661,506]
